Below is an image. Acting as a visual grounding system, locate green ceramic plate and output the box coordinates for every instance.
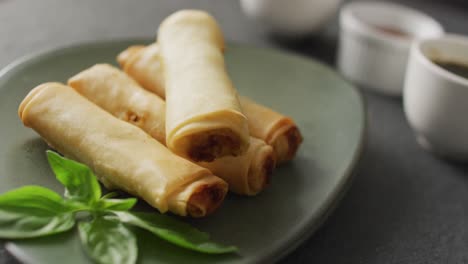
[0,39,365,264]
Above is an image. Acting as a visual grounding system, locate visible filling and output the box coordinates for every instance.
[272,125,303,163]
[123,110,145,126]
[187,182,227,217]
[285,126,303,159]
[263,156,275,185]
[247,151,275,195]
[187,128,242,162]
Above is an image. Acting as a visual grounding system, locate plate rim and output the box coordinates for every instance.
[0,38,367,264]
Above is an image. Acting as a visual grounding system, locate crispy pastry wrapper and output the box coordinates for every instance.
[117,43,164,98]
[69,64,166,144]
[199,137,274,195]
[18,82,227,217]
[68,64,275,195]
[118,43,303,163]
[158,10,250,162]
[239,97,303,163]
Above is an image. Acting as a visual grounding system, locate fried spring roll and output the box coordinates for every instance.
[117,45,303,163]
[68,64,275,195]
[158,10,250,162]
[238,97,303,163]
[18,82,227,217]
[199,137,274,195]
[118,43,164,97]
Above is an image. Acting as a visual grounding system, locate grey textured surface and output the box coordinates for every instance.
[1,0,468,263]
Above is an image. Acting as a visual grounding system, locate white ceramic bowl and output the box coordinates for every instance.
[404,34,468,160]
[337,1,444,96]
[240,0,343,36]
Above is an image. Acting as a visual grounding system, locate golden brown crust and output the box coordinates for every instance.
[271,124,303,163]
[66,64,273,197]
[117,44,167,98]
[116,45,145,68]
[186,180,228,217]
[18,83,51,123]
[19,82,228,217]
[67,64,167,144]
[247,150,276,195]
[117,44,303,163]
[160,10,249,161]
[197,137,273,196]
[285,125,303,160]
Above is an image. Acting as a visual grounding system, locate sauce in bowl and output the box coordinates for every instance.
[433,60,468,80]
[373,25,412,39]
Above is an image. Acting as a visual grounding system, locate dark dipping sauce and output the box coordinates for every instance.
[373,25,412,39]
[434,60,468,80]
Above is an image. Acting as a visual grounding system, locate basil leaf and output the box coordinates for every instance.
[101,192,118,199]
[0,210,75,239]
[96,198,137,211]
[79,217,137,264]
[112,211,237,254]
[0,186,73,215]
[47,150,101,205]
[0,186,76,238]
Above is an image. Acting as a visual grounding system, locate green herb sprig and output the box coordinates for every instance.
[0,150,237,264]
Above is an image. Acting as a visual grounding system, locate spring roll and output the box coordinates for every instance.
[70,64,165,144]
[158,10,250,162]
[117,43,164,97]
[198,137,274,195]
[238,96,303,163]
[68,64,275,195]
[18,82,227,217]
[117,45,303,163]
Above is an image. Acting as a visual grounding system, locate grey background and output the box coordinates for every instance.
[1,0,468,263]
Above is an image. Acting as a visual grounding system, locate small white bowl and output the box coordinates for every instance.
[240,0,343,36]
[337,1,444,96]
[404,34,468,160]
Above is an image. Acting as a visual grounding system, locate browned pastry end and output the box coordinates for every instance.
[186,180,228,217]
